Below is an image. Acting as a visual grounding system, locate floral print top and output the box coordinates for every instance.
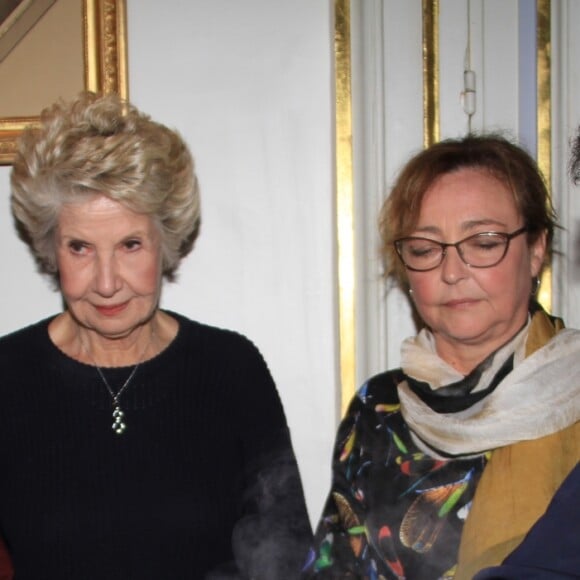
[302,370,488,580]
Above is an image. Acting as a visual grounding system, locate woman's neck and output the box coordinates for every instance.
[48,310,178,367]
[433,318,530,375]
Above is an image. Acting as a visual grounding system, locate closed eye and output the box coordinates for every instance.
[406,240,440,257]
[409,246,438,257]
[466,236,506,251]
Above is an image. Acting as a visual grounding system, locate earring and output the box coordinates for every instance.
[531,277,541,296]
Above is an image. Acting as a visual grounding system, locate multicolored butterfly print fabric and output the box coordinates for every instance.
[302,370,487,580]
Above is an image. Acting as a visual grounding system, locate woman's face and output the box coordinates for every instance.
[55,195,163,341]
[406,167,546,371]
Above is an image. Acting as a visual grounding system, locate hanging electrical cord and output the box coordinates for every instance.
[462,0,476,132]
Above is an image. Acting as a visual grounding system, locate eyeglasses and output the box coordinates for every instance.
[394,227,528,272]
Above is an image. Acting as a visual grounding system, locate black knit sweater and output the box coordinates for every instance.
[0,312,312,579]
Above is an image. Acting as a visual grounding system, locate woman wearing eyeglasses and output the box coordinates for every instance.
[302,134,580,580]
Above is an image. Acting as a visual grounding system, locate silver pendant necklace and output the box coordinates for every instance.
[81,334,151,435]
[94,363,142,434]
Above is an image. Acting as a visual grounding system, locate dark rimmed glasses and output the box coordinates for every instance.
[394,227,528,272]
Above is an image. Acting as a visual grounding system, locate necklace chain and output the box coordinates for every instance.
[80,331,152,435]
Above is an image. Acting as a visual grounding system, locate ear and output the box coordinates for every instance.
[529,230,547,278]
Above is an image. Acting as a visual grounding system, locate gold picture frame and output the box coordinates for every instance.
[0,0,128,165]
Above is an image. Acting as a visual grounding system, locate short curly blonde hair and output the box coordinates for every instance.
[11,92,200,283]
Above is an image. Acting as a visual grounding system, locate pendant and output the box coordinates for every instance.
[112,405,126,435]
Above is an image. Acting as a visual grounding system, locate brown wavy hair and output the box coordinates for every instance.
[379,133,557,289]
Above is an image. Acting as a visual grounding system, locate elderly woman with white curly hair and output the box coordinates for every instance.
[0,92,312,580]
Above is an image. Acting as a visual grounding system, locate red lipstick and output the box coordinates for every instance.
[94,301,129,316]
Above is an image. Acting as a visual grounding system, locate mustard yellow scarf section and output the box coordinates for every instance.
[455,309,580,579]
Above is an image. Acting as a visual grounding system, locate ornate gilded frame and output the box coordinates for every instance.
[423,0,439,147]
[0,0,128,165]
[536,0,552,311]
[334,0,356,415]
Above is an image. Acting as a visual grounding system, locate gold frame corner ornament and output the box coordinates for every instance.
[0,0,128,165]
[84,0,128,99]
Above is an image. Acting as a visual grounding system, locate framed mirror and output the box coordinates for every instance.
[0,0,127,165]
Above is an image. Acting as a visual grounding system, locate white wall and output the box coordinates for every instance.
[0,0,338,526]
